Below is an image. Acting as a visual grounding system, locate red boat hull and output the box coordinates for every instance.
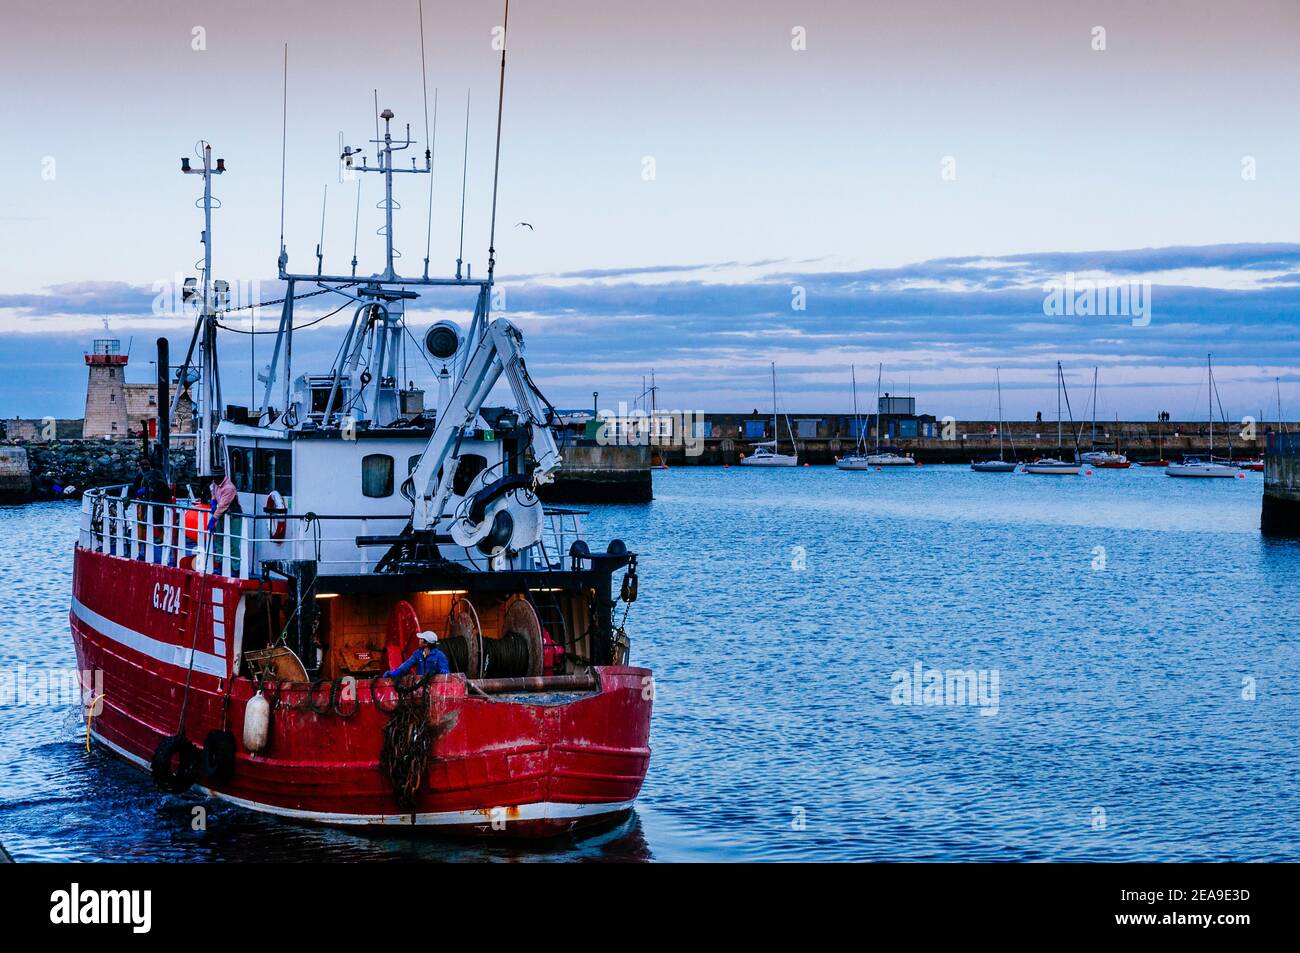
[70,548,653,837]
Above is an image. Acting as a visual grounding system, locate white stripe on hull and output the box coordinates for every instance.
[91,729,633,829]
[71,594,226,678]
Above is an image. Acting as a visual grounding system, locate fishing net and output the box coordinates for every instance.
[378,676,438,811]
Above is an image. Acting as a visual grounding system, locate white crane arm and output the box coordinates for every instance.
[410,317,561,533]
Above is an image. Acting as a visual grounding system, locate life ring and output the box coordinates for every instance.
[264,490,288,540]
[151,734,200,793]
[200,729,237,785]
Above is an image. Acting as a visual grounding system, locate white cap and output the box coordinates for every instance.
[416,630,439,644]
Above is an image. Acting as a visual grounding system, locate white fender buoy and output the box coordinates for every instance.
[243,692,270,754]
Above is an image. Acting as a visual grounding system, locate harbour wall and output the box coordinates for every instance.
[1262,432,1300,537]
[0,439,196,503]
[655,419,1272,466]
[539,443,652,504]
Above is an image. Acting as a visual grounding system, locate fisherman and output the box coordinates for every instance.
[131,456,171,503]
[384,631,451,680]
[130,456,172,550]
[207,466,242,573]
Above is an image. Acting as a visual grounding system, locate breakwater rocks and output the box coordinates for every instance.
[0,440,196,503]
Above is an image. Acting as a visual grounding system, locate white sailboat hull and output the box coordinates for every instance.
[835,458,872,470]
[865,454,916,467]
[740,453,799,467]
[1165,463,1238,478]
[1024,459,1081,475]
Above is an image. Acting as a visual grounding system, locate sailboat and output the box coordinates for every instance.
[741,362,799,467]
[1166,354,1238,477]
[863,364,916,466]
[836,364,873,470]
[1079,368,1130,468]
[1024,362,1082,474]
[971,368,1017,472]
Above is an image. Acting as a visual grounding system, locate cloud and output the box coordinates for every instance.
[2,243,1298,418]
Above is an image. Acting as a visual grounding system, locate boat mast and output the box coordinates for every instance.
[996,368,1004,460]
[1056,361,1062,450]
[1207,352,1214,458]
[851,364,862,453]
[1279,377,1287,435]
[1091,366,1098,450]
[771,362,778,453]
[875,363,883,453]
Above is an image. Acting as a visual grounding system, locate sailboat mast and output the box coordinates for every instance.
[771,362,778,454]
[1091,367,1098,449]
[1057,362,1062,449]
[1207,353,1214,457]
[875,363,883,453]
[996,368,1004,459]
[851,364,861,452]
[1279,377,1286,435]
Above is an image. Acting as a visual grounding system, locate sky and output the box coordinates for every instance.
[1,0,1298,422]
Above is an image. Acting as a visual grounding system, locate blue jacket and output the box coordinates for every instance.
[385,647,450,680]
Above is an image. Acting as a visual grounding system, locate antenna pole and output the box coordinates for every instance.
[351,179,361,277]
[316,184,328,275]
[181,141,225,477]
[486,0,509,281]
[278,45,288,270]
[419,0,436,279]
[456,90,470,279]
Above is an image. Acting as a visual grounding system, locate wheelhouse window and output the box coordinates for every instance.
[254,448,292,496]
[362,453,394,498]
[228,446,253,492]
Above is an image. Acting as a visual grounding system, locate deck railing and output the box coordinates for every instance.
[80,486,589,580]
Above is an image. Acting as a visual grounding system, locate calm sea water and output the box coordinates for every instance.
[2,465,1297,862]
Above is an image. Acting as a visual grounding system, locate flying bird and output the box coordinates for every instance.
[515,221,533,230]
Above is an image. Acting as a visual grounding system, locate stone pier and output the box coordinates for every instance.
[1263,432,1300,537]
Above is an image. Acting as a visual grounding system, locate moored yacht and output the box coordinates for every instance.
[741,363,799,466]
[853,363,916,468]
[971,368,1017,472]
[1166,354,1239,480]
[1165,456,1238,478]
[1025,361,1082,475]
[836,364,873,470]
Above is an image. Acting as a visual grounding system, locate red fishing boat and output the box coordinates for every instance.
[69,15,652,837]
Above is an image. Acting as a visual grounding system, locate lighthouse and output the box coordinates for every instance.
[82,338,130,438]
[82,337,194,440]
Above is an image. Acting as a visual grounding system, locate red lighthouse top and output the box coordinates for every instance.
[85,338,128,365]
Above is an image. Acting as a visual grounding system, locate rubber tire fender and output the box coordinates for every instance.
[151,734,200,793]
[200,729,237,785]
